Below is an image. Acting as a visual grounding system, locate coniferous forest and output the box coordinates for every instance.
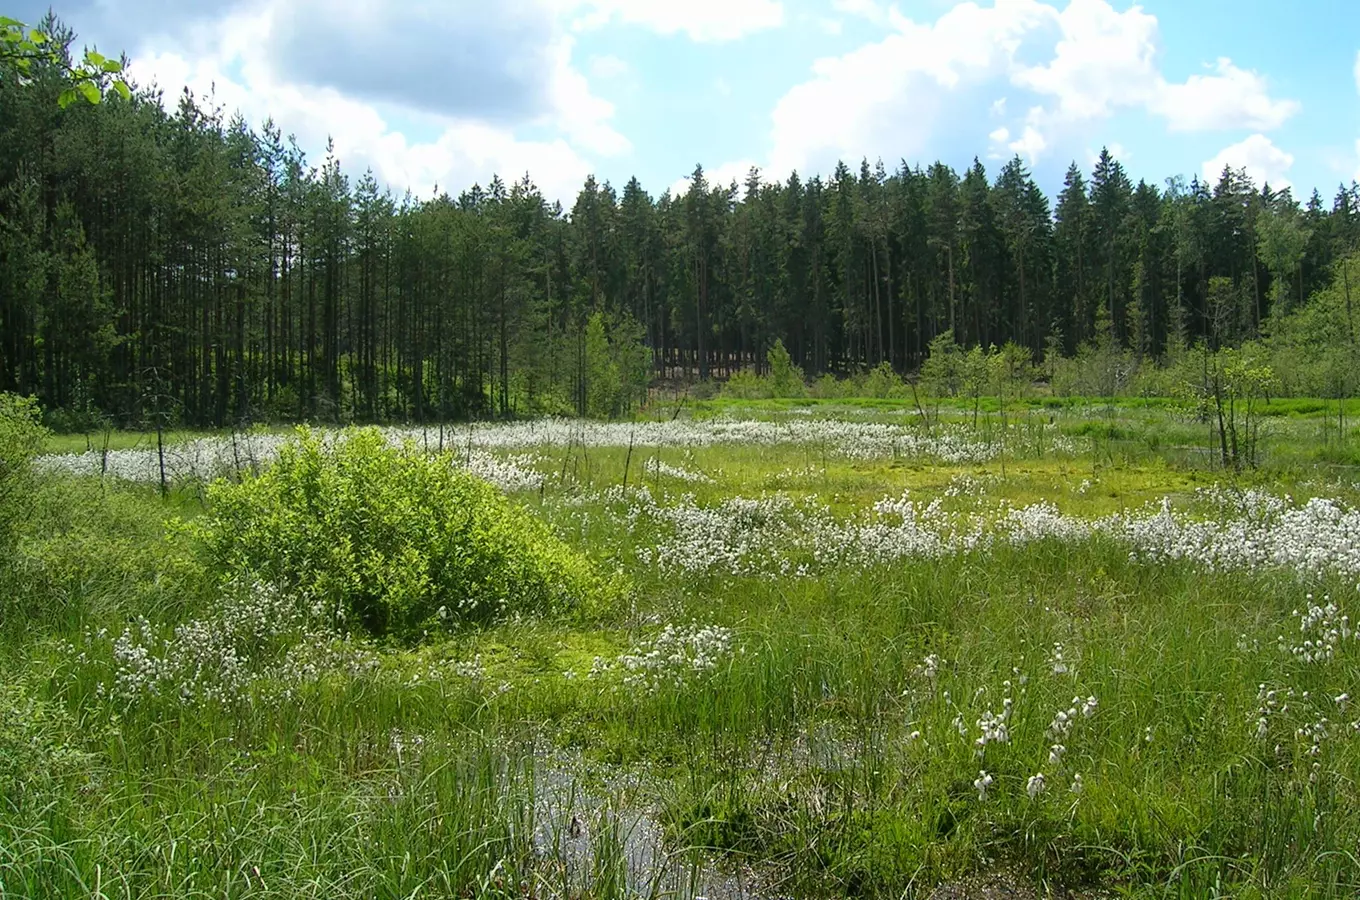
[4,18,1360,427]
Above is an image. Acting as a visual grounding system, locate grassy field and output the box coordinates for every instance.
[7,399,1360,897]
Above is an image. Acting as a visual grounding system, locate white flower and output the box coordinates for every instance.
[974,770,994,800]
[1026,773,1046,799]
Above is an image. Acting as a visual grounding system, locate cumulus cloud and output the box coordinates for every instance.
[832,0,889,25]
[114,0,615,203]
[1010,0,1295,145]
[564,0,784,41]
[766,0,1053,178]
[1151,57,1298,132]
[1202,134,1295,189]
[25,0,792,204]
[1008,124,1048,162]
[744,0,1297,182]
[589,54,631,79]
[264,0,563,123]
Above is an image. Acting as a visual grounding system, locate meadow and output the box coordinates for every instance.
[6,396,1360,898]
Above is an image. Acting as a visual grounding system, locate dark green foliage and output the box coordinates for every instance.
[0,15,129,106]
[6,18,1360,429]
[195,428,617,637]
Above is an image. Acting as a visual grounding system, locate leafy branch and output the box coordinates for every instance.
[0,16,130,107]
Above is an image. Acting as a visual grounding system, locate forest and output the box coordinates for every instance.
[3,16,1360,428]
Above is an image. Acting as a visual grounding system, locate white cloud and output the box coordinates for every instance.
[989,126,1011,143]
[1010,0,1160,121]
[542,36,632,156]
[1012,0,1296,149]
[565,0,784,41]
[737,0,1298,182]
[123,1,608,204]
[1086,141,1129,167]
[588,54,630,79]
[1152,57,1298,132]
[1202,134,1295,189]
[62,0,795,205]
[832,0,888,24]
[1008,124,1047,162]
[765,0,1055,178]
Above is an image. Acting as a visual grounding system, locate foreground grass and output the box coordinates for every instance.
[7,406,1360,897]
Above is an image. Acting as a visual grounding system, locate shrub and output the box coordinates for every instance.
[862,361,905,399]
[767,339,806,398]
[0,393,47,557]
[195,427,618,638]
[721,369,772,400]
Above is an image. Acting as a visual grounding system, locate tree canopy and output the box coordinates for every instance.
[3,17,1360,427]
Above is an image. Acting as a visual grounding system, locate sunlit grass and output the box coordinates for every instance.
[8,401,1360,896]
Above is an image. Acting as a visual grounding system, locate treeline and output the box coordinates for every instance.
[4,19,1360,427]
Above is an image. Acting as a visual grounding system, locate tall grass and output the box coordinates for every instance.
[7,405,1360,896]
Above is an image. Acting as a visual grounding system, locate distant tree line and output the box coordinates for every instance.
[4,17,1360,427]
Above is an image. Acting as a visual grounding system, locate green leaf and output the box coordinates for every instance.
[57,87,77,109]
[101,58,123,74]
[113,80,131,101]
[77,80,101,104]
[85,49,105,67]
[28,29,46,44]
[0,17,25,28]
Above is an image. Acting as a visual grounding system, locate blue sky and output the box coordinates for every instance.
[16,0,1360,205]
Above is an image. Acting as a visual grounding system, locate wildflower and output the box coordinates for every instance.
[1026,773,1046,799]
[1049,643,1070,676]
[1069,773,1084,794]
[1048,743,1067,766]
[974,770,994,801]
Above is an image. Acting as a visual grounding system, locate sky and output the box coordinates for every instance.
[14,0,1360,207]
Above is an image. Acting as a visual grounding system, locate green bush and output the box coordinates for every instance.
[767,339,806,398]
[721,369,772,399]
[196,427,618,638]
[0,394,48,558]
